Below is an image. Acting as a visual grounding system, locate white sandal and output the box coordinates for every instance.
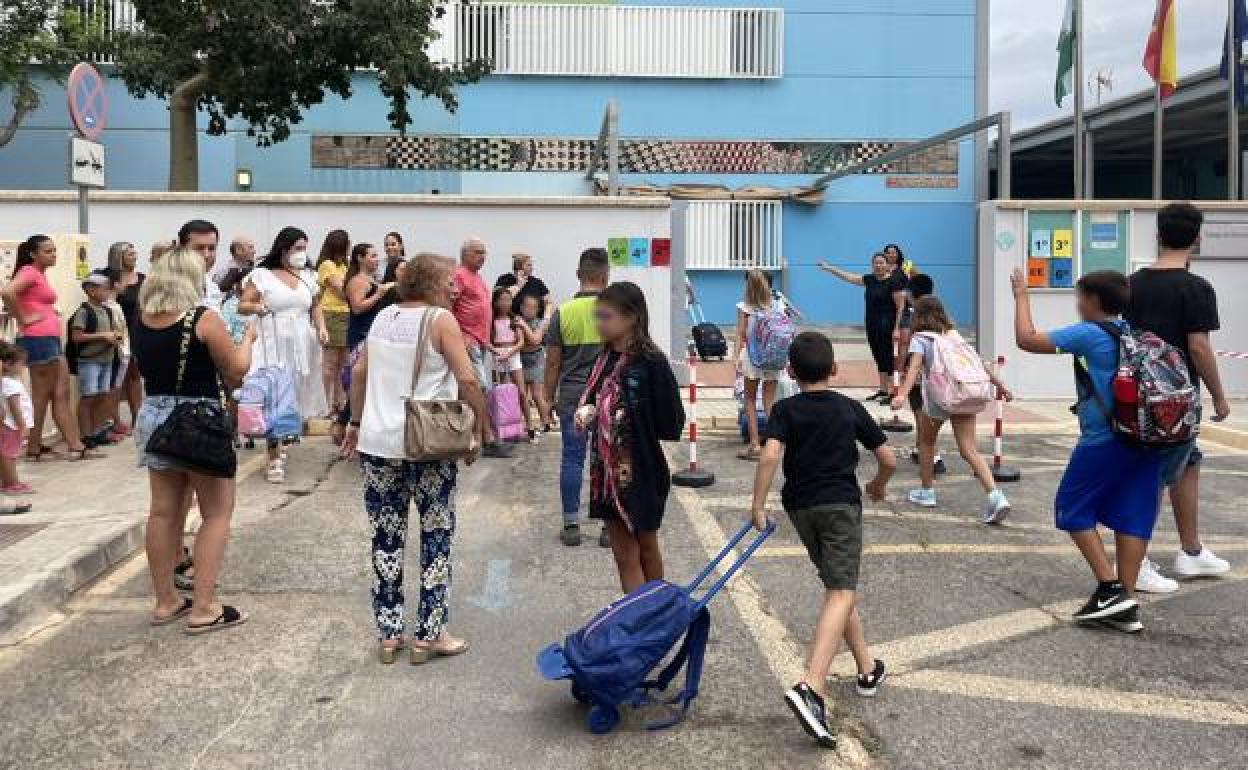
[265,460,285,483]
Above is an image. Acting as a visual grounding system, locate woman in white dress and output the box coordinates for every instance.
[238,227,329,482]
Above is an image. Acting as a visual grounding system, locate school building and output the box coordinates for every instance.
[0,0,989,326]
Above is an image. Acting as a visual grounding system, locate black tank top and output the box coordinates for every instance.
[132,308,221,398]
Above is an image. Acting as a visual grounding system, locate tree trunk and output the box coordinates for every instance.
[167,73,210,191]
[0,80,39,148]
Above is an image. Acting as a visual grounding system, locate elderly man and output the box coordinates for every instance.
[453,237,513,459]
[211,235,256,289]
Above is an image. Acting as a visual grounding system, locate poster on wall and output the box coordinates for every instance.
[1199,213,1248,258]
[607,238,629,267]
[1025,210,1076,289]
[1081,210,1129,275]
[651,238,671,267]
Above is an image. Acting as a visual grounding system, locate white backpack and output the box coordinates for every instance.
[918,331,994,415]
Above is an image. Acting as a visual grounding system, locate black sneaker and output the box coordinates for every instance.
[1099,604,1143,634]
[559,524,582,547]
[482,442,515,458]
[598,528,610,548]
[784,682,837,749]
[1073,586,1137,622]
[855,659,887,697]
[933,456,948,475]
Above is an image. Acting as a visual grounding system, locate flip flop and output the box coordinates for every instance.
[185,605,248,636]
[25,446,63,463]
[149,598,193,627]
[0,502,33,515]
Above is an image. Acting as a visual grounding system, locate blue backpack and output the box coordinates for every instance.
[537,522,773,734]
[746,301,795,371]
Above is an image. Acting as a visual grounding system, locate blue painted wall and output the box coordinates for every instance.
[0,0,980,323]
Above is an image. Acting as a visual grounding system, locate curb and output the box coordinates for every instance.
[0,517,145,646]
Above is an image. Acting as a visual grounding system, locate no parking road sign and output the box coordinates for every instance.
[68,63,108,140]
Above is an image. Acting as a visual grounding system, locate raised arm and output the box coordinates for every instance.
[1010,268,1056,354]
[199,310,256,389]
[816,261,865,287]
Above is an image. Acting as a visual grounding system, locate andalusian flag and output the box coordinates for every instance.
[1144,0,1178,99]
[1055,0,1076,106]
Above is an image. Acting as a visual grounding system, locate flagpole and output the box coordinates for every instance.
[1073,0,1085,199]
[1154,83,1165,199]
[1230,0,1241,200]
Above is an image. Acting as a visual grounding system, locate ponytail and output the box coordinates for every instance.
[13,235,50,278]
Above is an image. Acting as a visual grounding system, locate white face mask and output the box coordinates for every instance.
[287,250,308,269]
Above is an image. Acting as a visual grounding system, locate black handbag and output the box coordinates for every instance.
[145,308,237,478]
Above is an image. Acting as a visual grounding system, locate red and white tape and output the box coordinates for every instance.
[993,355,1006,469]
[685,351,701,471]
[1216,350,1248,360]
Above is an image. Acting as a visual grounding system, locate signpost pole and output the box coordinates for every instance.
[77,185,89,234]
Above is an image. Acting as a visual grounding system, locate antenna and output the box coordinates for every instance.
[1089,67,1114,106]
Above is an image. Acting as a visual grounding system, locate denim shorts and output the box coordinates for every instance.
[1158,441,1202,487]
[135,395,220,472]
[77,360,114,397]
[17,336,62,366]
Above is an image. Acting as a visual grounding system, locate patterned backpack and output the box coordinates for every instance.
[918,331,994,415]
[746,301,796,371]
[1074,321,1200,447]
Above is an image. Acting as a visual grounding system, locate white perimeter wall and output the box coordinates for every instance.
[0,192,679,357]
[979,200,1248,399]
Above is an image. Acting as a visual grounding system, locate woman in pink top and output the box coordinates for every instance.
[0,235,97,460]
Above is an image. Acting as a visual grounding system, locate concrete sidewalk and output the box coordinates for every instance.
[0,440,267,645]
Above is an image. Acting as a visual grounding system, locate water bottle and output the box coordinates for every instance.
[1112,367,1137,431]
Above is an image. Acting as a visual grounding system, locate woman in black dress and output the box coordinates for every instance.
[576,282,685,593]
[108,241,145,429]
[818,253,907,402]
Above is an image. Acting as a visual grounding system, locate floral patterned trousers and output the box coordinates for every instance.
[361,454,457,642]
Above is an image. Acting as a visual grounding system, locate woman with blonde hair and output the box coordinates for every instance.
[733,269,786,460]
[107,241,145,433]
[342,253,488,664]
[132,247,257,633]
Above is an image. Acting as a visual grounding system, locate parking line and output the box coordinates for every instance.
[760,542,1248,558]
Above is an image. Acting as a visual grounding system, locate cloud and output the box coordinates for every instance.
[992,0,1230,128]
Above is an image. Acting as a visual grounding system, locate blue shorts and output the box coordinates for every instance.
[17,335,62,366]
[77,360,114,397]
[1055,438,1163,540]
[1158,441,1202,487]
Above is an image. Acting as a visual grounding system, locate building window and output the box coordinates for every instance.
[685,201,784,270]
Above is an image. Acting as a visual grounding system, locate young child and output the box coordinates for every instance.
[892,296,1013,524]
[734,269,785,461]
[903,274,946,474]
[576,282,684,593]
[102,269,131,441]
[1013,268,1162,633]
[750,331,894,749]
[518,293,555,435]
[490,286,531,438]
[0,343,34,495]
[69,271,123,448]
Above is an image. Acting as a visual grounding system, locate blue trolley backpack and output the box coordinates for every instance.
[537,521,774,734]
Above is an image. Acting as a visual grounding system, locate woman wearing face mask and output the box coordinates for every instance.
[238,227,330,483]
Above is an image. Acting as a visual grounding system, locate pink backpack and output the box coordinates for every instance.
[918,331,993,415]
[488,383,526,441]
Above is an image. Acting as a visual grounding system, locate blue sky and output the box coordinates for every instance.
[991,0,1233,127]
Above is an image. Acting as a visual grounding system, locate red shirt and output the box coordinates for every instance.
[452,265,490,348]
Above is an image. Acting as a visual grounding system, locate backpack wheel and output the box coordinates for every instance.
[587,704,621,735]
[570,683,592,705]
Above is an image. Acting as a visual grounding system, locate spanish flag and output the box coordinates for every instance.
[1143,0,1178,99]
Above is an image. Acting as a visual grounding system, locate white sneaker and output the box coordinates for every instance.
[979,489,1011,525]
[907,488,937,508]
[1173,547,1231,578]
[266,460,285,484]
[1135,558,1179,594]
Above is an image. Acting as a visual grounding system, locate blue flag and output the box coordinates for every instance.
[1220,0,1248,105]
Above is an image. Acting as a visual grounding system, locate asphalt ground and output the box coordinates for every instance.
[1,423,1246,769]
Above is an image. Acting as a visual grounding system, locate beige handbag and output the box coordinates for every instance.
[403,308,477,461]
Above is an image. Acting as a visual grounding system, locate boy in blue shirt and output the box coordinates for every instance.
[1012,268,1162,633]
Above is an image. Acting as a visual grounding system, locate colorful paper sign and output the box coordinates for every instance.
[1027,258,1049,288]
[606,238,629,267]
[628,238,650,267]
[1030,229,1052,258]
[1050,258,1074,288]
[650,238,671,267]
[1052,229,1074,258]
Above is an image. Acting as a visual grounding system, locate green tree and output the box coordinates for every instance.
[0,1,107,147]
[113,0,487,191]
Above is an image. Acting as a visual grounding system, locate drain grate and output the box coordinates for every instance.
[0,522,47,552]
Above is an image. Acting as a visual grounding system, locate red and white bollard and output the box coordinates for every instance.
[879,338,913,433]
[991,355,1021,483]
[673,349,715,488]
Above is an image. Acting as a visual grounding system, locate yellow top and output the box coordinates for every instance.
[317,261,349,313]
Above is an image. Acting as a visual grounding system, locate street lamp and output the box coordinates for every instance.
[235,168,253,191]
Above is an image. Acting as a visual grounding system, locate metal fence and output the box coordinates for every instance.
[684,200,783,270]
[447,3,783,78]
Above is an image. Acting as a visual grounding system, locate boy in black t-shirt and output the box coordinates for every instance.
[750,332,896,750]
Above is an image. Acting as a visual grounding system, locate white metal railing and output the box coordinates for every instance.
[684,201,784,270]
[444,3,783,79]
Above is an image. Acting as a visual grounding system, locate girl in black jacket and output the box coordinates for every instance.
[576,282,685,593]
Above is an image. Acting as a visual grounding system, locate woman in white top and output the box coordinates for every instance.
[238,226,330,483]
[733,269,786,461]
[341,254,487,665]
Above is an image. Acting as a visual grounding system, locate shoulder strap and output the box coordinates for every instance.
[1071,321,1121,422]
[409,307,438,398]
[80,302,98,334]
[172,308,203,397]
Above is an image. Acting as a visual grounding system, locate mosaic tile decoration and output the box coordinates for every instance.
[312,135,958,176]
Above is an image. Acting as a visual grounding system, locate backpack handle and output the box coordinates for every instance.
[686,520,775,611]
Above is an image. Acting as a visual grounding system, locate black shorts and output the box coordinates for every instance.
[787,502,863,590]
